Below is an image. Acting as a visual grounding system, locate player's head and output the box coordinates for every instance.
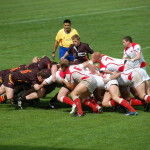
[92,52,101,63]
[72,34,80,46]
[37,70,50,82]
[123,36,133,48]
[60,59,70,72]
[63,19,71,32]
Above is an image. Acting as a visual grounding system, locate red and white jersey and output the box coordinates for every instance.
[123,43,146,69]
[118,68,150,88]
[60,65,92,83]
[45,71,62,84]
[93,74,118,90]
[98,54,125,72]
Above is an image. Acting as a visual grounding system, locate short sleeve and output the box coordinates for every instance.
[45,76,52,84]
[55,30,61,42]
[134,45,141,54]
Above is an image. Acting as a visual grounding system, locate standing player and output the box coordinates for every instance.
[122,36,146,70]
[61,34,94,64]
[52,19,79,61]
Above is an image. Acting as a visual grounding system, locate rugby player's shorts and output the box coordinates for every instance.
[81,76,97,93]
[105,79,118,90]
[131,68,150,88]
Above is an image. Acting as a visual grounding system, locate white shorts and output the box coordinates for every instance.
[81,76,97,93]
[131,68,150,88]
[105,79,118,90]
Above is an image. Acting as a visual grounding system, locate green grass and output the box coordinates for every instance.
[0,0,150,150]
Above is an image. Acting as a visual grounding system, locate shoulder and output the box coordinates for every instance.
[132,43,140,48]
[71,28,78,34]
[80,42,89,47]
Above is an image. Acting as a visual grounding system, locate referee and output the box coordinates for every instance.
[52,19,79,61]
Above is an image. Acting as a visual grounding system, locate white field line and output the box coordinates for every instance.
[1,5,148,25]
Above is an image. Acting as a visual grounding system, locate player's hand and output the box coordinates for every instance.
[61,57,64,60]
[103,78,111,84]
[52,53,55,59]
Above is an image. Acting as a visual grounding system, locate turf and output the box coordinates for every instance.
[0,0,150,150]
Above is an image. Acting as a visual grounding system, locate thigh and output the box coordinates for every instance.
[71,82,90,99]
[0,84,6,95]
[57,87,70,100]
[135,82,146,99]
[5,87,14,100]
[37,87,46,98]
[102,91,112,107]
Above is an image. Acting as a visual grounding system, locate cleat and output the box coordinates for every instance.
[15,98,23,110]
[72,113,84,117]
[70,104,76,114]
[125,111,138,116]
[48,101,55,109]
[15,101,23,110]
[144,103,150,111]
[96,106,103,114]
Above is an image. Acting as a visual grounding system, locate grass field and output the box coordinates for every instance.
[0,0,150,150]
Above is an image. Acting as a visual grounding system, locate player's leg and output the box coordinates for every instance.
[135,81,150,103]
[0,84,7,103]
[5,87,14,100]
[71,82,90,116]
[109,85,137,114]
[25,88,46,100]
[57,87,74,106]
[0,84,6,95]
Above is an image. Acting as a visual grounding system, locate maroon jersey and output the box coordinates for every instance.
[0,65,26,83]
[4,69,39,89]
[68,42,94,63]
[37,56,51,70]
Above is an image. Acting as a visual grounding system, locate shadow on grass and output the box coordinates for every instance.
[0,145,88,150]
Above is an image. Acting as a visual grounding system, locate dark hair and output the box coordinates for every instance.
[63,19,71,25]
[37,70,49,79]
[72,34,80,40]
[123,36,132,43]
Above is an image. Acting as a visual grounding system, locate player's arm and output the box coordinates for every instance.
[103,72,121,83]
[124,52,141,62]
[51,64,58,82]
[61,78,75,90]
[52,40,59,58]
[80,61,97,74]
[61,51,69,59]
[33,84,44,91]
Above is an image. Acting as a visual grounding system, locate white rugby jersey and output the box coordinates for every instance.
[123,43,146,68]
[45,71,62,84]
[60,65,92,83]
[98,54,125,72]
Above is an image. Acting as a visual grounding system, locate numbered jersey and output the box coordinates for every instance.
[99,54,125,72]
[11,69,39,85]
[60,65,92,84]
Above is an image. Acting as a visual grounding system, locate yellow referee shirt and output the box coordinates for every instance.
[55,28,79,48]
